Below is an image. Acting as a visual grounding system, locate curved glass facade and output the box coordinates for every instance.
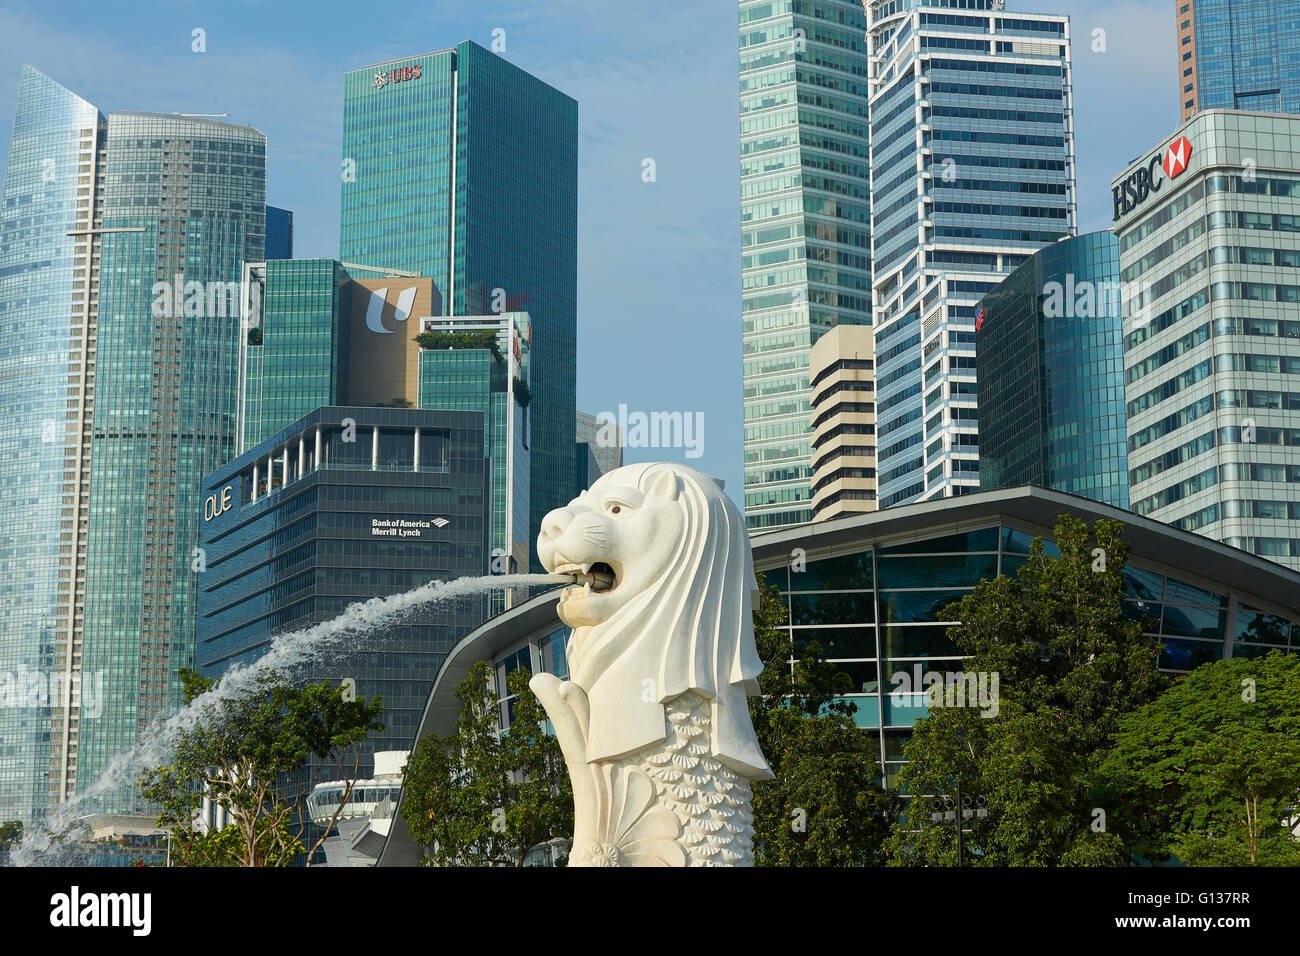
[976,230,1130,508]
[76,113,266,814]
[0,75,267,819]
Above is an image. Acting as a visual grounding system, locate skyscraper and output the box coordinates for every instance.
[1114,110,1300,571]
[865,0,1075,508]
[739,0,873,533]
[340,41,577,568]
[418,313,532,580]
[0,66,103,826]
[265,205,293,259]
[1178,0,1300,121]
[576,410,623,476]
[195,404,494,861]
[976,231,1130,508]
[238,259,435,449]
[0,66,266,821]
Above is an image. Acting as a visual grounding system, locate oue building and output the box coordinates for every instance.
[195,406,493,787]
[1113,110,1300,571]
[374,485,1300,865]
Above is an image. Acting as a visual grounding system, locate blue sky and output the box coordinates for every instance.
[0,0,1179,502]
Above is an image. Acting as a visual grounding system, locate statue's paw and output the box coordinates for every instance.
[529,674,589,769]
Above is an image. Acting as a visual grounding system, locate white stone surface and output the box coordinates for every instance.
[531,462,772,866]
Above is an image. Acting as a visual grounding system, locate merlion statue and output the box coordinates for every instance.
[530,462,772,866]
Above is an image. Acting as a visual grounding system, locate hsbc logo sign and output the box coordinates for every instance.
[1113,135,1194,221]
[1163,135,1192,179]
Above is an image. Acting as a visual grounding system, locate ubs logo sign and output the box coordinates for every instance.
[1113,135,1193,221]
[373,63,422,89]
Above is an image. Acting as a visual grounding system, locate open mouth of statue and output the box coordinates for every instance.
[555,561,617,593]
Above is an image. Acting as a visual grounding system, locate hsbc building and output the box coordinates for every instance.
[1111,110,1300,571]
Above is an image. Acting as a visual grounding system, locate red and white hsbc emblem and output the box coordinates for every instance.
[1163,136,1192,179]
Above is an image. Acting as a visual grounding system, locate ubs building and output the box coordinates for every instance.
[195,405,492,759]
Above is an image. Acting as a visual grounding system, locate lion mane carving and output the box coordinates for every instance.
[530,462,772,867]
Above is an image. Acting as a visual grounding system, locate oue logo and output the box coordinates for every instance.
[204,485,233,522]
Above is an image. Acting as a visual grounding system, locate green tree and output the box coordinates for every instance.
[401,662,572,866]
[885,516,1166,866]
[139,668,384,867]
[749,576,898,865]
[0,820,22,850]
[1099,652,1300,865]
[414,329,502,359]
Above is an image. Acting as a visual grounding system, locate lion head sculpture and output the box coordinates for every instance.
[537,462,772,779]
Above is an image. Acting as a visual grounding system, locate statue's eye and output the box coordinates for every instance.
[609,505,621,515]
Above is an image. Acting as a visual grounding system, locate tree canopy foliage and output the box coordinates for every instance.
[885,516,1166,866]
[138,668,384,867]
[414,330,502,359]
[1099,651,1300,865]
[401,662,572,866]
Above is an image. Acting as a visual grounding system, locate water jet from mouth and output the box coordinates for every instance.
[8,571,568,866]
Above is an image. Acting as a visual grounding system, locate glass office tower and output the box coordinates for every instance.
[417,313,532,583]
[739,0,873,532]
[196,406,492,861]
[238,259,530,578]
[0,67,267,819]
[0,66,103,826]
[976,231,1129,508]
[80,112,266,812]
[340,41,577,568]
[866,0,1075,508]
[1114,111,1300,572]
[265,205,293,259]
[240,259,352,448]
[1178,0,1300,121]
